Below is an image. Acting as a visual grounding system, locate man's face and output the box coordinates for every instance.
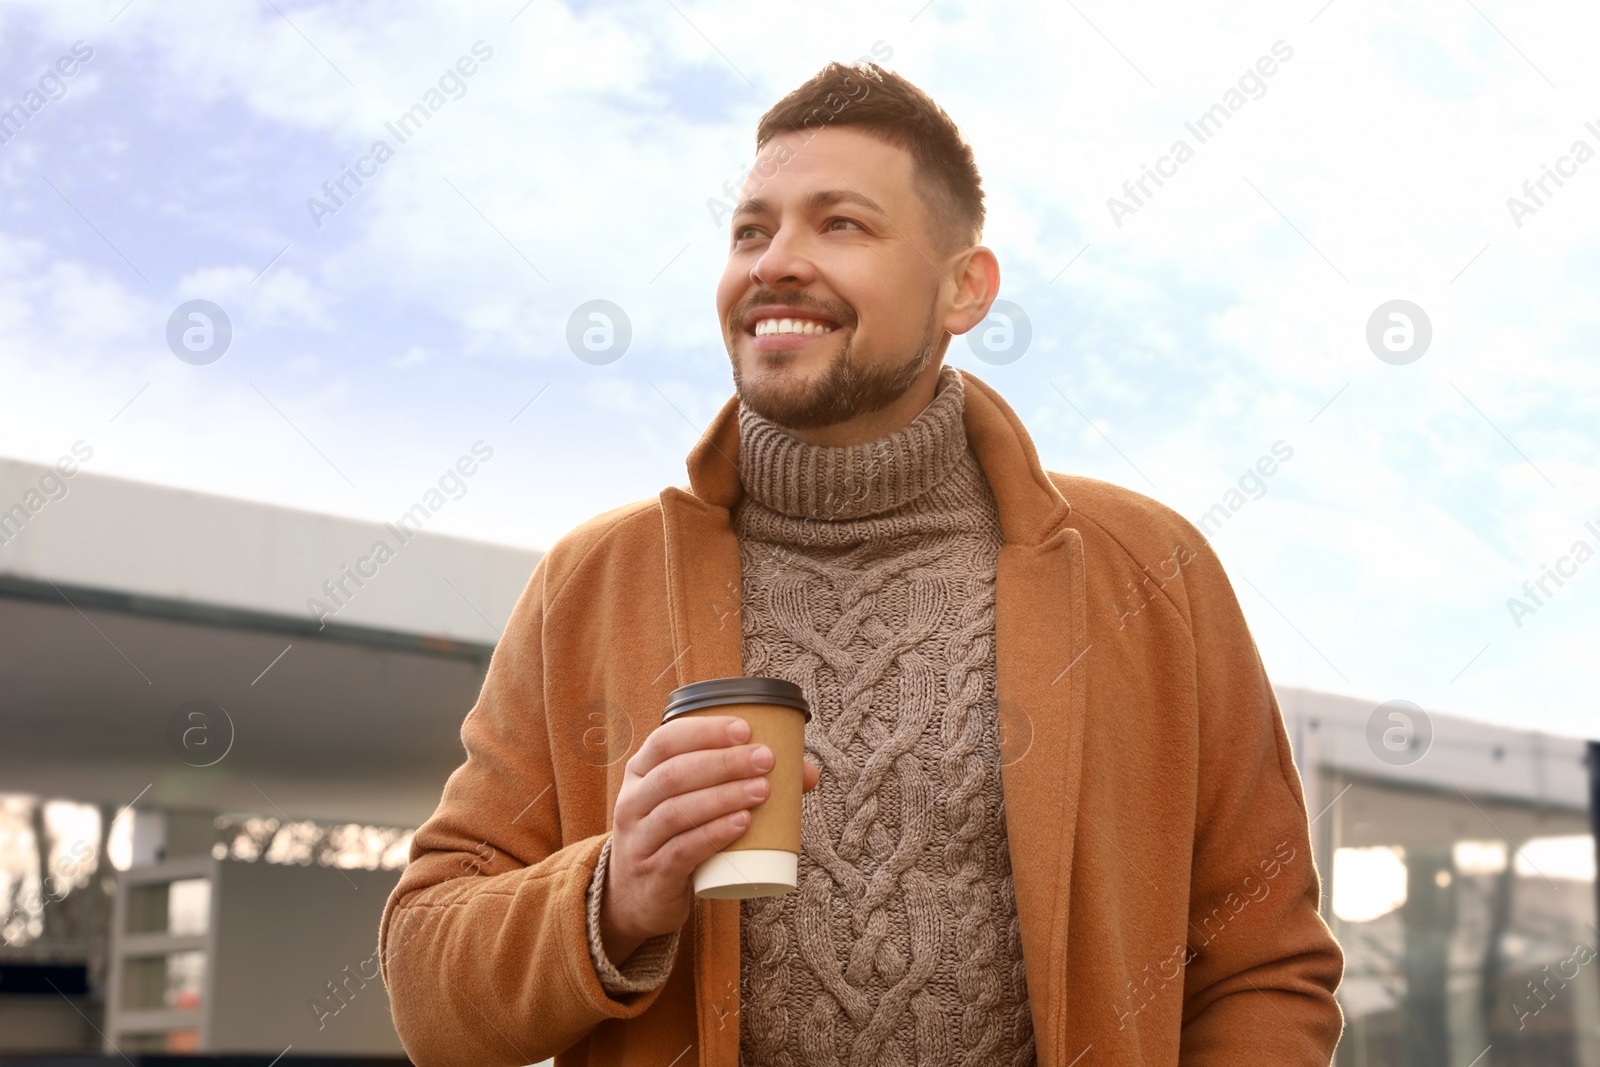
[716,126,953,431]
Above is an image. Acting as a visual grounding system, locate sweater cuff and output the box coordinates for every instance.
[585,834,681,996]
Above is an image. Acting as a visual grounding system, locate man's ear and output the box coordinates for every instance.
[941,245,1001,337]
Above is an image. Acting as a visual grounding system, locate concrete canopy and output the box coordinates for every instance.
[1,457,543,827]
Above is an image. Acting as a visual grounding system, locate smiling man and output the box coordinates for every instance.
[380,63,1345,1066]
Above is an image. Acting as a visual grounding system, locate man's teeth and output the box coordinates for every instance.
[754,317,837,337]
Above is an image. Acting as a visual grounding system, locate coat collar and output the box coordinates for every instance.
[663,365,1088,1066]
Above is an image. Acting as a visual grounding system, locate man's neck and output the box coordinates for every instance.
[784,356,947,447]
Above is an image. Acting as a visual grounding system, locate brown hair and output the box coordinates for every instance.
[755,62,985,253]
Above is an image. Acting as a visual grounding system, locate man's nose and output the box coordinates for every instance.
[751,229,816,289]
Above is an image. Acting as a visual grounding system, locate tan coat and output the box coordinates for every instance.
[379,368,1345,1066]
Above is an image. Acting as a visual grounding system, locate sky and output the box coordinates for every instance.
[0,0,1596,739]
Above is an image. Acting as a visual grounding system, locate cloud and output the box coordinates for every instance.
[0,0,1595,735]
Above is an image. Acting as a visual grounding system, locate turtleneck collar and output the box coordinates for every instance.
[736,363,968,522]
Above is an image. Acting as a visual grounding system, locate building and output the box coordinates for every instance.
[2,457,1595,1064]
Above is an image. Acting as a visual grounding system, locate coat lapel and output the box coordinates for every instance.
[661,394,746,1067]
[961,371,1088,1067]
[663,369,1089,1067]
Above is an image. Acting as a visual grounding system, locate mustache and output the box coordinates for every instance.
[730,290,856,329]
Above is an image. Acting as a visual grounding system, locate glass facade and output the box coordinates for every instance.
[1313,765,1599,1066]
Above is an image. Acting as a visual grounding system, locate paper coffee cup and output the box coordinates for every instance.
[661,677,811,900]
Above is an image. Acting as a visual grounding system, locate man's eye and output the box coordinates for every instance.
[826,218,863,232]
[734,225,765,240]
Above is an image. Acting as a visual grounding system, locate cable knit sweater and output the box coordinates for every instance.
[587,364,1036,1065]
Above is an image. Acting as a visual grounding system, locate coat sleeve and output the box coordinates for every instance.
[1174,534,1346,1063]
[378,555,673,1066]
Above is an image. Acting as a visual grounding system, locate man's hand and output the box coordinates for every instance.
[599,715,820,966]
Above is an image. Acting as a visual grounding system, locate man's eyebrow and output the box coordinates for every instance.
[732,189,889,219]
[733,196,772,218]
[805,188,888,215]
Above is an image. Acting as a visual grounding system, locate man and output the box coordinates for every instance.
[380,62,1344,1066]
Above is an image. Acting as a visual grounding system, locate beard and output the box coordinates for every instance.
[728,290,943,431]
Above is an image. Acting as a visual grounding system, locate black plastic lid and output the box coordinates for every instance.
[662,676,811,722]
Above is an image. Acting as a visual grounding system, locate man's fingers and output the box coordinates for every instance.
[802,758,819,792]
[658,809,751,878]
[632,776,767,859]
[626,715,749,780]
[646,741,771,804]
